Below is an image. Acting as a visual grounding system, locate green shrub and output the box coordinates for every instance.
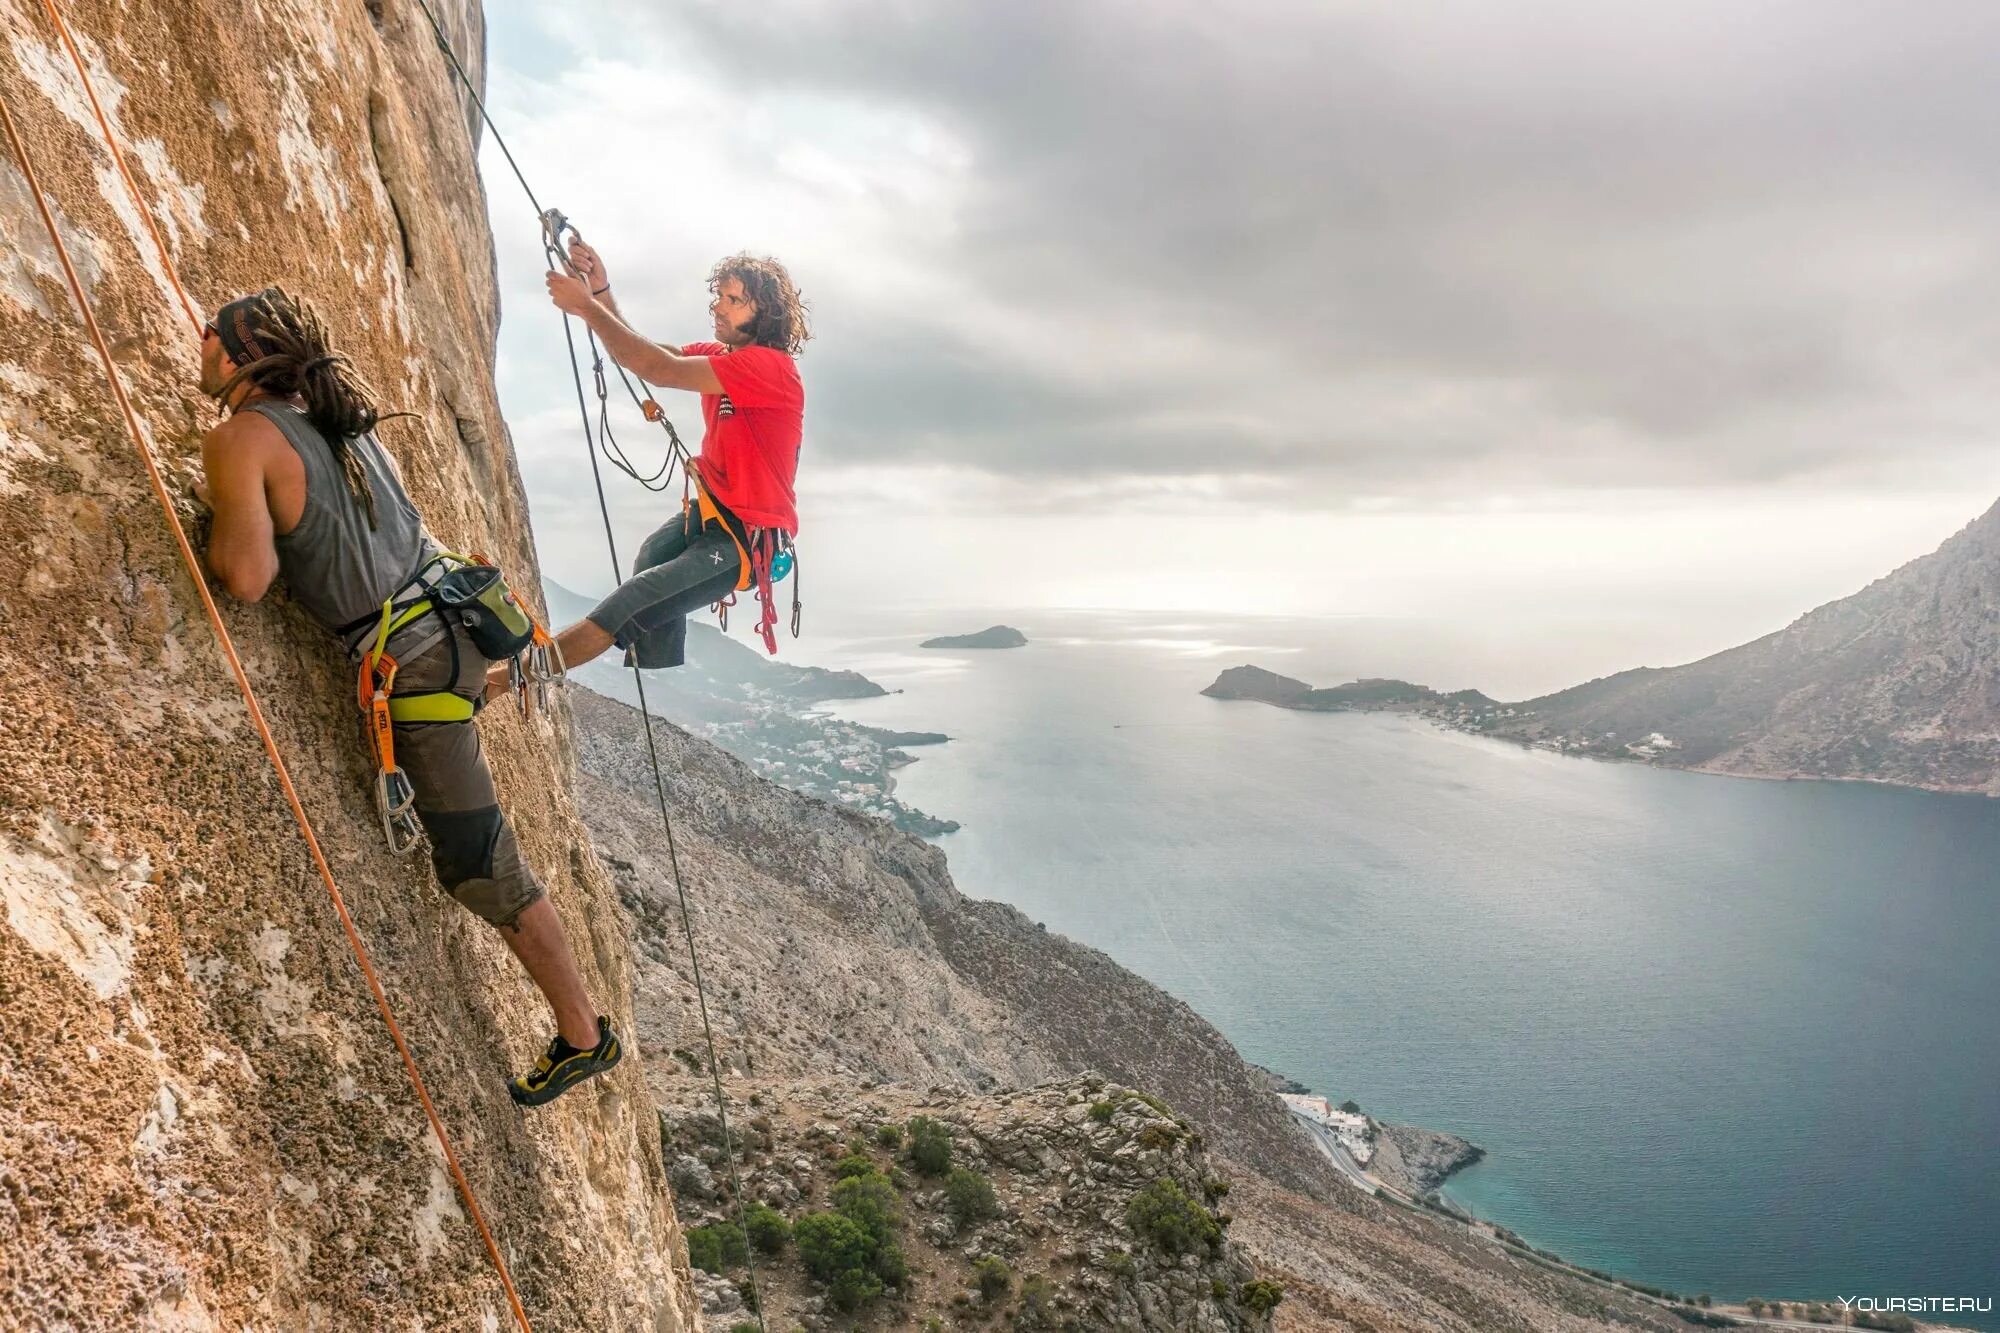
[1205,1178,1231,1199]
[973,1255,1013,1299]
[872,1241,909,1286]
[833,1153,878,1181]
[906,1116,954,1176]
[1238,1279,1284,1313]
[729,1324,761,1333]
[1211,1278,1229,1298]
[828,1266,884,1312]
[685,1222,748,1274]
[1102,1248,1135,1277]
[742,1202,790,1255]
[876,1123,904,1150]
[1124,1180,1220,1255]
[794,1212,873,1282]
[1088,1100,1116,1124]
[832,1171,901,1250]
[944,1168,1000,1227]
[847,1132,870,1158]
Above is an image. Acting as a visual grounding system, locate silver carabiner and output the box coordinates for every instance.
[375,766,423,856]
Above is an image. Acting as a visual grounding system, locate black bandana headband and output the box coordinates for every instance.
[212,288,281,368]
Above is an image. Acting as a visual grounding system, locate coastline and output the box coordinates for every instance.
[1212,690,2000,800]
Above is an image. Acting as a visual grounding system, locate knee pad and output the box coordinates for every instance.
[417,805,543,929]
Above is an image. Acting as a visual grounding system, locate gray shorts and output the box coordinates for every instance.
[390,624,543,929]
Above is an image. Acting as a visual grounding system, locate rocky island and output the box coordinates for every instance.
[921,624,1029,649]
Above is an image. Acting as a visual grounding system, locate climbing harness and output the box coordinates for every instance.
[0,31,532,1332]
[692,484,801,656]
[409,2,773,1325]
[337,551,565,853]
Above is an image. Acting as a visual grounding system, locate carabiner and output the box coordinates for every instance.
[375,766,423,856]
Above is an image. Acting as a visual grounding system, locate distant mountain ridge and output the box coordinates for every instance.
[1209,498,2000,795]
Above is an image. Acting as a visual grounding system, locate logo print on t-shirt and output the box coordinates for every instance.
[716,393,735,419]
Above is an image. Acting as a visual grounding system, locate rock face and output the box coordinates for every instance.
[0,4,694,1328]
[921,624,1028,649]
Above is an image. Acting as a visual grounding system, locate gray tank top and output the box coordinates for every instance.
[255,400,435,639]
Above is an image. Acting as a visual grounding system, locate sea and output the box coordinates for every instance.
[782,606,2000,1323]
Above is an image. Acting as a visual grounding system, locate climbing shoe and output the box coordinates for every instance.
[509,1016,621,1107]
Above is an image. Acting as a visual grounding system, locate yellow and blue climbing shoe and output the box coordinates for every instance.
[509,1017,621,1107]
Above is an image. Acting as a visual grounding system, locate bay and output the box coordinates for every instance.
[807,607,2000,1322]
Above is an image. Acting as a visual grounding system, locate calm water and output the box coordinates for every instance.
[806,608,2000,1320]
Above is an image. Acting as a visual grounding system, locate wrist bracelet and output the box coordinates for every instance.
[591,285,610,296]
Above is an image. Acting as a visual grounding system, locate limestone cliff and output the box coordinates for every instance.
[0,2,695,1327]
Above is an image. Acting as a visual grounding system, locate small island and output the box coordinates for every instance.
[921,625,1028,650]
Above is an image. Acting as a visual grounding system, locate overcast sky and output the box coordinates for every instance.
[476,0,2000,676]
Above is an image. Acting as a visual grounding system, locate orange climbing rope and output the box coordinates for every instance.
[35,0,201,333]
[1,46,533,1333]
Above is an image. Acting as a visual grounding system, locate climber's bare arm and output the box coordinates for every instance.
[544,270,724,395]
[198,416,280,602]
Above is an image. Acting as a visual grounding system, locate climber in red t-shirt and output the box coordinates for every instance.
[494,242,810,690]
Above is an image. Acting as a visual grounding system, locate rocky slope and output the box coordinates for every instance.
[661,1076,1276,1331]
[1207,498,2000,795]
[573,686,1713,1331]
[0,3,695,1327]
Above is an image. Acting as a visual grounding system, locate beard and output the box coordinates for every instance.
[197,348,226,398]
[717,312,757,346]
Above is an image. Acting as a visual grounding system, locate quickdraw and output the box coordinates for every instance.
[356,636,423,856]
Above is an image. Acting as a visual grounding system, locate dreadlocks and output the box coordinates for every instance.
[211,286,410,528]
[708,254,812,355]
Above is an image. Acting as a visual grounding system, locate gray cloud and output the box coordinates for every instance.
[495,0,2000,508]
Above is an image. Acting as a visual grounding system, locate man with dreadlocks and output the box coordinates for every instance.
[195,286,622,1107]
[492,242,808,689]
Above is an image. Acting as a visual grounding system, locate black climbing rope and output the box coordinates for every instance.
[407,2,768,1324]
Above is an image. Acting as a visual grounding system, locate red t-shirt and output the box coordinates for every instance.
[679,341,803,533]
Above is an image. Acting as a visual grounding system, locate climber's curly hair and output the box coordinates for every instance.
[709,253,811,355]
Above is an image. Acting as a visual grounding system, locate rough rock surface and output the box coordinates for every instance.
[1369,1123,1485,1199]
[0,3,694,1327]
